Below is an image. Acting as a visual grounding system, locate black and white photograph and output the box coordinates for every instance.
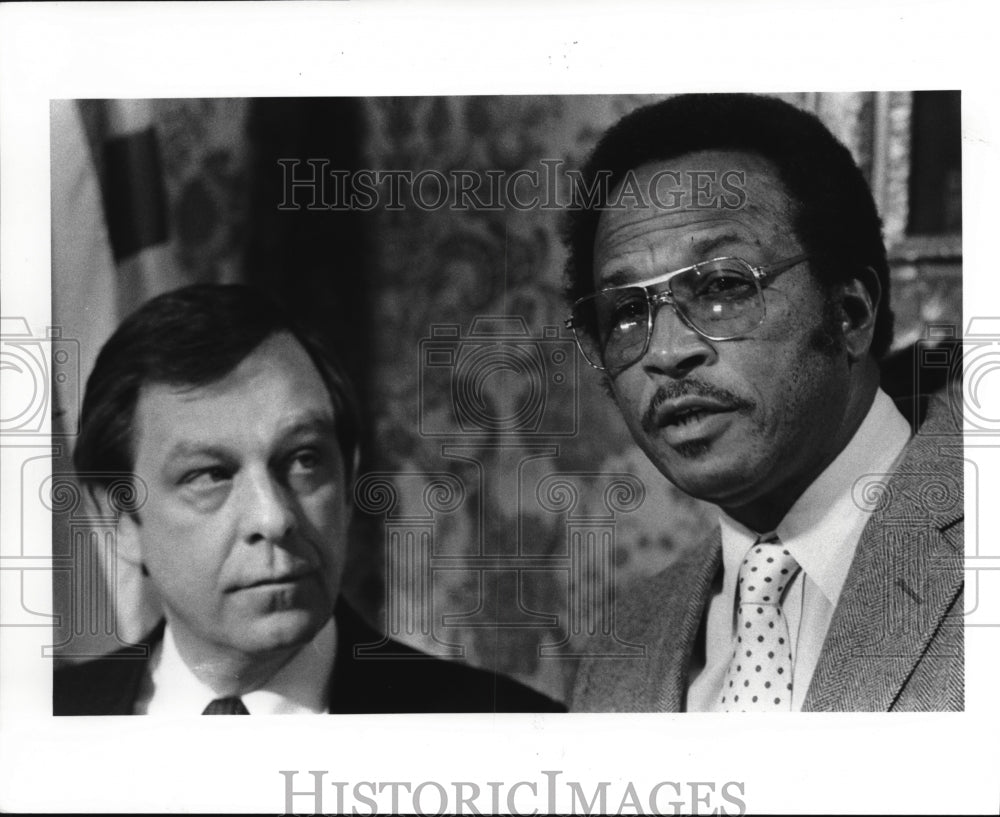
[0,2,997,814]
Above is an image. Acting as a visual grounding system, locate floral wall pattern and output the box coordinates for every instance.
[54,93,962,703]
[352,93,962,701]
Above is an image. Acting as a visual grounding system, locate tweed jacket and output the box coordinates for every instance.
[55,599,565,715]
[571,394,964,712]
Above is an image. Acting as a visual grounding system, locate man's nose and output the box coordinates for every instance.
[641,299,716,377]
[240,468,296,544]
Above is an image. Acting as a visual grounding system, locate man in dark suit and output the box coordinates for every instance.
[55,284,562,715]
[563,94,963,712]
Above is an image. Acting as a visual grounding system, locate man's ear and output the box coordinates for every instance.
[838,267,880,363]
[83,482,145,568]
[115,511,146,571]
[345,447,362,509]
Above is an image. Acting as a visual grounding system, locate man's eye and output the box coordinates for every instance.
[606,294,647,332]
[285,447,336,492]
[696,272,755,300]
[181,467,231,488]
[288,449,322,474]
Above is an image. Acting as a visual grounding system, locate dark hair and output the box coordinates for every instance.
[562,93,894,360]
[73,284,362,493]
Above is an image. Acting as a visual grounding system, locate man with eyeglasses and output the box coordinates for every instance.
[565,94,962,712]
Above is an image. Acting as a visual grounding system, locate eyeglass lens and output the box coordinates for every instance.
[575,259,764,369]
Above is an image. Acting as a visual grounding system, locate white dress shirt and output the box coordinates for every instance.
[686,388,911,711]
[134,616,337,715]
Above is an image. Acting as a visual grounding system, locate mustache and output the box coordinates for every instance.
[640,380,755,434]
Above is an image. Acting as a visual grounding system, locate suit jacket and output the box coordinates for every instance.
[571,394,964,712]
[54,599,565,715]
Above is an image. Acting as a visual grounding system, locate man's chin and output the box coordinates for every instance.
[670,438,713,460]
[647,433,717,473]
[241,608,331,655]
[659,453,758,507]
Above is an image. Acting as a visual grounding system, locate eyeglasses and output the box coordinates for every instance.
[566,254,809,372]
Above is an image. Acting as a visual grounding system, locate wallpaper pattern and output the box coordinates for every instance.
[61,93,961,701]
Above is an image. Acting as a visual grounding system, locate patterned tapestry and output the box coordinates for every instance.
[51,93,962,704]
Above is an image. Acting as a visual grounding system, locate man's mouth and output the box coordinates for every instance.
[665,406,718,427]
[656,398,733,428]
[234,568,316,592]
[651,398,739,445]
[639,382,756,449]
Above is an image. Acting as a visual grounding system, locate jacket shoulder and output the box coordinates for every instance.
[331,603,564,713]
[53,641,154,716]
[570,534,721,712]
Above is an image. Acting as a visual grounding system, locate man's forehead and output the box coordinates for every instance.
[622,149,787,194]
[132,333,336,456]
[145,332,323,397]
[598,150,792,222]
[596,213,752,256]
[593,150,797,276]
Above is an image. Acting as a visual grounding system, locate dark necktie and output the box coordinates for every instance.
[202,696,249,715]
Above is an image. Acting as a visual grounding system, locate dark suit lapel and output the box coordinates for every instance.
[803,408,964,711]
[327,599,402,713]
[108,621,163,714]
[106,652,153,714]
[60,621,161,715]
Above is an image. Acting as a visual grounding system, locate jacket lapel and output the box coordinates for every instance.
[804,403,964,711]
[86,622,162,715]
[635,533,721,711]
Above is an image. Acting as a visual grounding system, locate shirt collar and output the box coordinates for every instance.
[720,388,911,607]
[147,615,337,715]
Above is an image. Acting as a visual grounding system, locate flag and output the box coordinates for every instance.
[50,99,181,653]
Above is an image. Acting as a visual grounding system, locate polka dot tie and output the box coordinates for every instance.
[717,537,800,712]
[202,696,249,715]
